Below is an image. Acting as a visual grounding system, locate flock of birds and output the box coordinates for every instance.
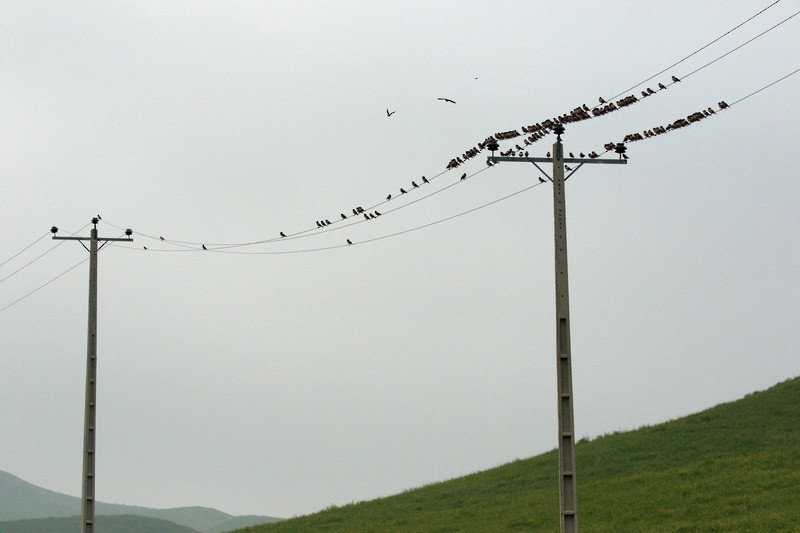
[152,74,728,252]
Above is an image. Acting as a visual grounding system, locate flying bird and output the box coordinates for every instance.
[437,98,456,104]
[386,109,396,117]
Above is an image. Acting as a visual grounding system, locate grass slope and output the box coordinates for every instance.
[239,376,800,532]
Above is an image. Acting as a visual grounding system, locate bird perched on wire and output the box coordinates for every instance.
[202,244,207,250]
[280,232,286,238]
[347,239,353,245]
[412,181,418,188]
[400,188,407,194]
[671,75,681,82]
[340,213,347,219]
[460,173,466,180]
[438,97,456,104]
[422,176,429,184]
[598,97,606,104]
[538,177,546,183]
[658,82,666,90]
[160,236,165,241]
[386,109,396,117]
[386,194,391,200]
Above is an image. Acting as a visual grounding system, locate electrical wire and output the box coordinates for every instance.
[0,231,50,269]
[0,224,89,284]
[604,0,784,103]
[0,257,88,312]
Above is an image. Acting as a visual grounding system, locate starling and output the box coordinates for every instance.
[538,177,546,183]
[412,181,418,188]
[160,236,165,241]
[202,244,207,250]
[400,188,407,194]
[569,152,574,158]
[347,239,353,245]
[280,232,286,238]
[579,152,585,158]
[658,83,666,90]
[341,213,347,219]
[671,75,680,82]
[422,176,428,183]
[143,246,147,250]
[460,173,466,180]
[374,211,381,216]
[353,208,358,215]
[598,97,606,104]
[386,194,392,200]
[364,213,369,220]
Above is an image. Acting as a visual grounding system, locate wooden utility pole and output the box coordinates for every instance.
[489,127,627,532]
[51,219,132,533]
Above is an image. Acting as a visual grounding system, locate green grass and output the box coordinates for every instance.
[239,376,800,532]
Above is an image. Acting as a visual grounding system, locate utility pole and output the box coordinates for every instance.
[488,126,627,533]
[51,218,132,533]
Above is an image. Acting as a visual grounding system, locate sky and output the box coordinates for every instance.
[1,0,799,519]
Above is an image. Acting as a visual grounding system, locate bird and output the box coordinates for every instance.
[386,109,396,117]
[421,176,429,183]
[565,165,572,171]
[374,211,381,216]
[325,219,331,225]
[569,152,574,158]
[579,152,585,158]
[460,173,466,180]
[438,97,456,104]
[386,194,392,200]
[658,82,666,90]
[364,214,369,220]
[341,213,347,219]
[647,87,655,94]
[412,181,418,188]
[400,188,407,194]
[97,215,102,220]
[143,246,147,250]
[352,208,358,216]
[671,75,681,82]
[622,153,628,160]
[598,97,606,104]
[160,236,165,241]
[538,177,546,183]
[202,244,207,250]
[347,239,353,245]
[280,232,286,238]
[316,221,322,228]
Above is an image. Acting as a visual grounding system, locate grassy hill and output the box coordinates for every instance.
[239,376,800,532]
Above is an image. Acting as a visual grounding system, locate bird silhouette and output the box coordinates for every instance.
[579,152,585,158]
[412,181,418,188]
[569,152,574,158]
[347,239,353,245]
[97,215,102,220]
[364,214,370,220]
[341,213,347,219]
[325,219,331,225]
[460,173,466,180]
[438,98,456,104]
[143,246,147,250]
[400,188,407,194]
[671,75,681,82]
[160,236,165,241]
[202,245,207,250]
[386,194,392,200]
[316,221,322,228]
[386,109,396,117]
[658,82,666,90]
[598,97,606,104]
[565,165,573,171]
[546,152,551,157]
[280,232,286,238]
[539,177,546,183]
[421,176,429,183]
[374,211,381,216]
[352,208,358,216]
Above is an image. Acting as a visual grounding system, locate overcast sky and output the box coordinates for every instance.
[2,0,799,519]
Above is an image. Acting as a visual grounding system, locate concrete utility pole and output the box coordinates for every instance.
[51,219,132,533]
[488,126,627,533]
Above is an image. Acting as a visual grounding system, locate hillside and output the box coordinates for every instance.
[0,470,282,532]
[239,375,800,531]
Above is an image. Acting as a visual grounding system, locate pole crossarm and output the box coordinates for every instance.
[489,156,627,165]
[53,236,133,242]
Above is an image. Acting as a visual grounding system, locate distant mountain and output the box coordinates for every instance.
[0,470,281,532]
[0,514,199,533]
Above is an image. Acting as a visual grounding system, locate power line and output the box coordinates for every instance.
[604,0,784,102]
[0,231,50,269]
[0,224,90,284]
[0,257,88,312]
[730,67,800,106]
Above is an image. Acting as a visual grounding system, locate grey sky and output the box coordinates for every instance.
[2,1,799,518]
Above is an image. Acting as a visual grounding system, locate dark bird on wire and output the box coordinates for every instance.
[143,246,147,250]
[387,109,396,117]
[160,236,165,241]
[280,232,286,238]
[347,239,353,245]
[659,82,666,90]
[671,75,681,82]
[202,244,207,250]
[422,176,428,183]
[386,194,392,200]
[438,97,456,104]
[598,97,606,104]
[325,219,331,225]
[374,211,381,216]
[579,152,585,158]
[341,213,347,219]
[400,188,407,194]
[412,181,418,188]
[97,215,102,220]
[565,165,573,171]
[460,173,466,180]
[353,208,358,216]
[546,152,551,157]
[539,177,546,183]
[364,213,370,220]
[569,152,574,158]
